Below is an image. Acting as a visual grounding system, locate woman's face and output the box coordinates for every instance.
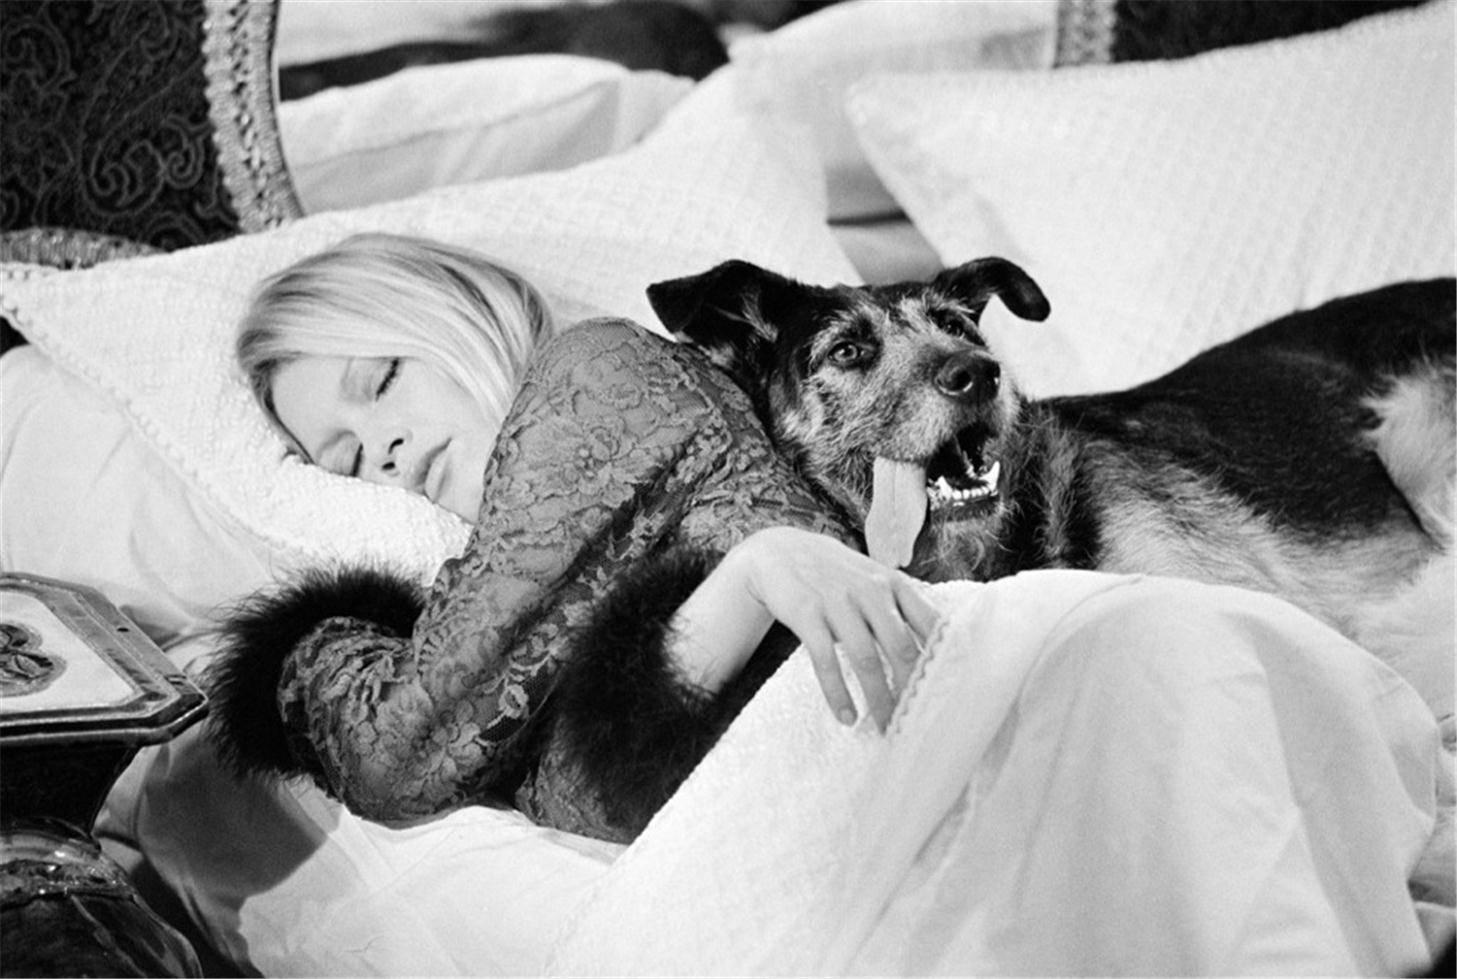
[270,355,495,521]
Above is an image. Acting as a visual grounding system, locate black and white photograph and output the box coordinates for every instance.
[1,1,1453,975]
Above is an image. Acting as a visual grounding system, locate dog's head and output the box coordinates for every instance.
[649,258,1049,576]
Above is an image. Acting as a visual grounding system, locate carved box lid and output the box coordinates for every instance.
[0,573,206,748]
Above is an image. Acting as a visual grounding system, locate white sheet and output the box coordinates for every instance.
[96,572,1449,976]
[549,572,1444,976]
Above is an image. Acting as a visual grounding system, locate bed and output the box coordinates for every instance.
[1,0,1453,975]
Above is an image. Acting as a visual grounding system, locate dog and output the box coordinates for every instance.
[647,259,1456,664]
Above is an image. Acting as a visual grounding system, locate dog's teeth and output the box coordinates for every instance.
[926,460,1001,509]
[929,476,970,505]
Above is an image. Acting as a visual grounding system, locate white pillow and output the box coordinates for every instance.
[0,347,275,646]
[279,55,693,214]
[848,3,1455,396]
[729,0,1058,221]
[0,119,858,598]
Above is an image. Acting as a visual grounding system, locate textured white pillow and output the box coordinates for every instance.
[0,346,275,646]
[848,3,1455,396]
[729,0,1058,221]
[0,119,858,594]
[280,55,693,213]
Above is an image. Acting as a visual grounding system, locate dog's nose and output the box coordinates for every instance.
[935,353,999,402]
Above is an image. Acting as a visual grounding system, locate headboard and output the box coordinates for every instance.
[0,0,298,349]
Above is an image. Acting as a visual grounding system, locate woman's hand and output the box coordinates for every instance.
[733,527,941,729]
[671,527,942,730]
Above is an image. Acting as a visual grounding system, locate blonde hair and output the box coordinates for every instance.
[237,233,554,441]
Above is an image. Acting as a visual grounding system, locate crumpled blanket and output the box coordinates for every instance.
[548,571,1445,976]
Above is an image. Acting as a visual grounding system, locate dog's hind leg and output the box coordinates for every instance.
[1367,360,1456,547]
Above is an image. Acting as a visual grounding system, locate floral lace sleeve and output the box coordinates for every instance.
[281,319,852,826]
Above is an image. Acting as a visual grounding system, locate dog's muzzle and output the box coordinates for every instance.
[865,425,1002,568]
[864,351,1006,567]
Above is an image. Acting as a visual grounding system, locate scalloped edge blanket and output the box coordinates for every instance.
[548,571,1445,976]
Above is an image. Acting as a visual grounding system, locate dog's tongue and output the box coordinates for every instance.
[866,457,927,568]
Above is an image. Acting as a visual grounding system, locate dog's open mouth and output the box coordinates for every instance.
[925,426,1000,511]
[864,426,1001,568]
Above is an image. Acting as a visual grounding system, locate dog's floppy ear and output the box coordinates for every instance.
[648,259,803,388]
[934,258,1051,323]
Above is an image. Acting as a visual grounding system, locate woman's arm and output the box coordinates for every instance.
[212,320,879,830]
[541,525,942,839]
[671,526,939,730]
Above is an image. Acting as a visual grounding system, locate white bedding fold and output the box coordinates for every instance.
[549,571,1442,976]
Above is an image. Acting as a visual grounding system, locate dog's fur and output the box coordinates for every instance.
[648,260,1456,661]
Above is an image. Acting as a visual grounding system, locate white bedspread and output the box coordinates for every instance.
[549,571,1444,976]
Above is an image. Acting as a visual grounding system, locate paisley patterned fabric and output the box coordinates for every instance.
[280,321,855,840]
[1,0,236,251]
[0,0,299,351]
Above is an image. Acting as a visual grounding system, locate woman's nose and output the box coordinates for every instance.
[368,434,408,481]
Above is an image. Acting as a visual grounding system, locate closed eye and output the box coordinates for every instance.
[377,357,400,397]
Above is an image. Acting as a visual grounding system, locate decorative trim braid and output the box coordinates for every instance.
[0,229,161,270]
[1054,0,1117,66]
[202,0,303,232]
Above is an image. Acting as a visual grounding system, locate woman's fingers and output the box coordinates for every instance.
[863,590,919,696]
[833,614,896,730]
[800,626,858,726]
[734,527,946,730]
[894,579,941,649]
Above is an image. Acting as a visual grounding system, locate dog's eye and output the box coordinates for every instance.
[940,318,974,339]
[827,341,868,368]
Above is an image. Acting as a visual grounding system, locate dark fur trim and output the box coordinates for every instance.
[551,545,794,836]
[204,565,423,783]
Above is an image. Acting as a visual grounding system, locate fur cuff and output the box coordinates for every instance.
[204,565,423,783]
[551,545,795,835]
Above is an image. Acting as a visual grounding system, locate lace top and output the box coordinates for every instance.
[277,319,854,839]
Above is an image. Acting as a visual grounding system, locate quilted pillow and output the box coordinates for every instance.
[848,2,1454,396]
[0,118,858,605]
[0,346,275,645]
[278,55,693,214]
[726,0,1059,221]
